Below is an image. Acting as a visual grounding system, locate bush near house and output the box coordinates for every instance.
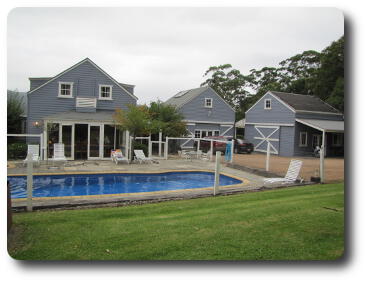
[7,142,27,160]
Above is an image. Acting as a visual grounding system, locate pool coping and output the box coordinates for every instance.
[8,169,250,202]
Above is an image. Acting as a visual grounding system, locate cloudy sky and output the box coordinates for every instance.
[7,7,343,104]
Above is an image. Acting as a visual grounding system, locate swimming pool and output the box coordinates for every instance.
[8,171,243,199]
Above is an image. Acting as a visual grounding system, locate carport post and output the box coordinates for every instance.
[214,151,221,195]
[26,154,33,212]
[266,141,270,171]
[320,130,326,183]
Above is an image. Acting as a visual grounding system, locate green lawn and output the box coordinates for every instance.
[8,183,344,260]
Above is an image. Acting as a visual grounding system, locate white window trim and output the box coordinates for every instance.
[299,132,308,147]
[58,82,74,98]
[98,84,113,100]
[264,99,271,110]
[332,133,343,146]
[204,98,213,108]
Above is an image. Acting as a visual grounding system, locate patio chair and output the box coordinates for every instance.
[200,150,211,161]
[111,149,129,164]
[134,150,153,164]
[264,159,303,185]
[23,144,40,167]
[51,143,67,165]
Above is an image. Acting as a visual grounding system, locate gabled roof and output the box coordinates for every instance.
[28,58,137,100]
[270,91,341,114]
[165,86,235,111]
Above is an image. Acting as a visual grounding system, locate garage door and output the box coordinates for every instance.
[254,125,280,154]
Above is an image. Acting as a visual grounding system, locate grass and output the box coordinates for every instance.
[8,183,344,260]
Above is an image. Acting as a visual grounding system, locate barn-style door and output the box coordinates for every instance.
[254,126,280,154]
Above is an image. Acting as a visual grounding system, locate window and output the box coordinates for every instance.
[99,85,112,100]
[299,132,308,147]
[205,98,213,108]
[194,130,201,138]
[214,130,220,136]
[332,133,343,146]
[58,82,73,98]
[312,134,322,148]
[264,99,271,109]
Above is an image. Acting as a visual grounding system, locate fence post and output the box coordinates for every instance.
[165,137,169,160]
[158,131,162,157]
[26,154,33,212]
[230,139,234,163]
[320,130,325,183]
[210,140,213,161]
[266,141,270,171]
[196,139,200,159]
[148,136,152,158]
[214,151,221,195]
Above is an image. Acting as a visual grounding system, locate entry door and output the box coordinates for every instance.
[88,124,103,159]
[312,134,322,148]
[60,124,74,160]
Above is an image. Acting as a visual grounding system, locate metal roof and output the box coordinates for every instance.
[165,86,210,108]
[43,110,116,123]
[270,91,342,114]
[296,118,344,132]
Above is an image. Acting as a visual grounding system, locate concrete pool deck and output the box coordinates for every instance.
[7,158,302,211]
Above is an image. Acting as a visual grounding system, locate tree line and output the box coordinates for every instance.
[200,36,344,120]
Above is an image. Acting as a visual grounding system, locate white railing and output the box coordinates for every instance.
[76,97,97,108]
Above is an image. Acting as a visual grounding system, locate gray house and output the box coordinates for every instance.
[27,58,137,160]
[165,86,235,148]
[244,91,344,157]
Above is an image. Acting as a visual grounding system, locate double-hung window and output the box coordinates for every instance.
[299,132,308,147]
[58,82,73,98]
[264,99,271,109]
[99,85,112,100]
[194,130,201,138]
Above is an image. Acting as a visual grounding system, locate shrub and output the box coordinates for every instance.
[7,142,27,160]
[132,141,148,156]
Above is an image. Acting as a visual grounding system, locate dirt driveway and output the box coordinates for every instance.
[232,153,344,183]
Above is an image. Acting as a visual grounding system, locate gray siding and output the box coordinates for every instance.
[244,124,295,156]
[179,88,235,123]
[246,92,295,124]
[30,79,51,91]
[293,122,323,156]
[27,60,136,135]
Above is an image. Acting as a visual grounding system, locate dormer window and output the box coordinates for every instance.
[205,98,213,108]
[58,82,73,98]
[99,85,112,100]
[264,99,271,109]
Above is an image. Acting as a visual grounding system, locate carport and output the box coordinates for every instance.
[295,118,344,182]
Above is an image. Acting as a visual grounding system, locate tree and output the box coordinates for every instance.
[200,64,251,121]
[148,101,188,138]
[7,90,24,134]
[113,104,151,160]
[313,36,344,111]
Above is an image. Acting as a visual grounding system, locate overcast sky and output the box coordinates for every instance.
[7,7,343,104]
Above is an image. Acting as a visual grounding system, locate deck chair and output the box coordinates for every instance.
[23,144,40,166]
[200,150,211,161]
[264,159,303,184]
[134,150,153,164]
[51,143,67,165]
[111,149,129,164]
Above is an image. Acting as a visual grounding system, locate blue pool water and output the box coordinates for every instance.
[7,172,242,199]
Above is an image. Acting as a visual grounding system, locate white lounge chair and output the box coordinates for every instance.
[200,151,211,161]
[23,144,40,166]
[51,143,67,165]
[134,150,153,164]
[111,149,129,164]
[264,159,303,185]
